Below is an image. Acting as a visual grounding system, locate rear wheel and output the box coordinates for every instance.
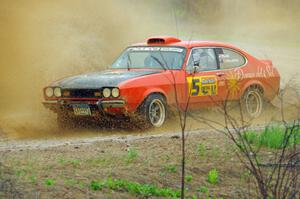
[139,94,167,128]
[242,87,264,118]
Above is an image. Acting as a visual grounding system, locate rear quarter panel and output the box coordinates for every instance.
[236,56,280,100]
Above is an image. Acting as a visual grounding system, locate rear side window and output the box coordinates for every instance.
[215,48,246,69]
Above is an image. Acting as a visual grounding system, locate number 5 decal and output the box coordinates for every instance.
[187,76,218,96]
[191,79,200,96]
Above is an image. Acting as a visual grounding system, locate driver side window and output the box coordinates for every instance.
[187,48,217,71]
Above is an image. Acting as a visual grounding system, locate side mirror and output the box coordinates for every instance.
[192,65,199,73]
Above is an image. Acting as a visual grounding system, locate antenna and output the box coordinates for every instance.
[172,7,179,38]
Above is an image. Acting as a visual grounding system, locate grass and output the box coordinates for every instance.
[90,178,181,198]
[197,186,209,193]
[28,174,37,185]
[207,169,219,185]
[197,186,212,199]
[163,165,177,173]
[126,148,139,163]
[185,175,193,183]
[196,143,222,160]
[197,143,207,157]
[57,157,81,168]
[44,178,55,186]
[243,126,300,149]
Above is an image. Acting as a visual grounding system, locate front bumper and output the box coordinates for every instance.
[43,99,126,116]
[97,100,125,108]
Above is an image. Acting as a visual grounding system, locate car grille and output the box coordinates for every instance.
[62,89,101,98]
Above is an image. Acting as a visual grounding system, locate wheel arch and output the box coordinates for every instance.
[137,89,168,111]
[143,89,168,103]
[241,81,265,97]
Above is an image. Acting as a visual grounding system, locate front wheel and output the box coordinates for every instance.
[241,87,264,118]
[139,94,167,128]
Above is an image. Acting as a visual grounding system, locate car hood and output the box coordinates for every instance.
[51,70,161,89]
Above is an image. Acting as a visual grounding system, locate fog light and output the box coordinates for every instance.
[94,91,101,97]
[63,90,70,97]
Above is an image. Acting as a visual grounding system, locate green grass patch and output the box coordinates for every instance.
[126,148,138,163]
[28,174,38,185]
[44,178,55,186]
[90,178,181,198]
[207,169,219,185]
[197,144,207,157]
[163,165,177,173]
[243,126,300,149]
[57,157,81,168]
[185,175,193,183]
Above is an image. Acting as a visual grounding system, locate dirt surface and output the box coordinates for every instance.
[0,0,300,142]
[0,106,298,198]
[0,129,249,198]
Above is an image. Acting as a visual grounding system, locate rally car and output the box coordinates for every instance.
[43,36,280,129]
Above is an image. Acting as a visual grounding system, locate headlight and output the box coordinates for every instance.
[45,87,54,97]
[102,88,111,98]
[111,88,120,98]
[54,87,62,97]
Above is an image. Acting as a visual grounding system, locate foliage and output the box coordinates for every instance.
[207,169,218,185]
[69,159,81,167]
[44,178,55,186]
[90,178,181,198]
[197,143,207,157]
[28,174,37,185]
[184,175,193,183]
[243,126,300,149]
[57,157,81,167]
[197,186,209,194]
[164,165,177,173]
[126,148,138,163]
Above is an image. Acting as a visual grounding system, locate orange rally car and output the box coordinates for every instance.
[43,36,280,128]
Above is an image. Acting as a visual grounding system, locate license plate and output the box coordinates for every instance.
[72,104,92,116]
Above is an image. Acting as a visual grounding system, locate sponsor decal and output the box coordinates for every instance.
[231,65,275,79]
[128,47,183,53]
[226,65,275,96]
[227,71,241,97]
[187,76,218,96]
[219,54,240,63]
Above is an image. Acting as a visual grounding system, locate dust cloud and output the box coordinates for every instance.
[0,0,299,139]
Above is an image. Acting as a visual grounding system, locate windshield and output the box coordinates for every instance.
[111,47,186,70]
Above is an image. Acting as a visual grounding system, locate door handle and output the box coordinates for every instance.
[216,72,225,77]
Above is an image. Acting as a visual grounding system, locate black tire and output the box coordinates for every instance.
[138,94,167,128]
[57,112,76,130]
[241,86,264,118]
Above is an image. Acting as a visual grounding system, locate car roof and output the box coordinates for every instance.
[130,36,248,54]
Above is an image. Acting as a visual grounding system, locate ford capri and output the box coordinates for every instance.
[43,36,280,129]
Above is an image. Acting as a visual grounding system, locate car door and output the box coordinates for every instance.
[186,47,228,109]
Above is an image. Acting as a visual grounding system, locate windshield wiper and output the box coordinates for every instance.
[150,55,167,71]
[127,53,132,71]
[158,51,169,71]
